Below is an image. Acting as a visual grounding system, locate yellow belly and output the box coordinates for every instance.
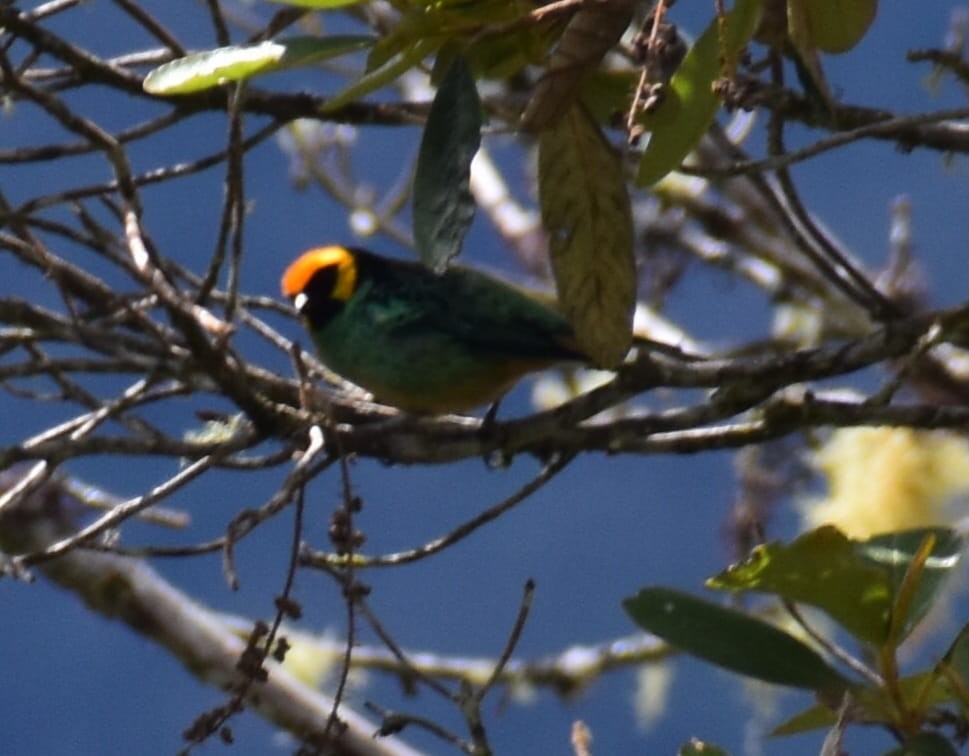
[358,357,558,413]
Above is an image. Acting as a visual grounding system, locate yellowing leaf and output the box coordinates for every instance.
[538,104,635,368]
[791,0,878,54]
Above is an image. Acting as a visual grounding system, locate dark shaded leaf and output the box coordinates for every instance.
[623,587,849,693]
[413,57,481,272]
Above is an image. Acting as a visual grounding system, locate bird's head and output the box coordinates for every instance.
[281,246,359,328]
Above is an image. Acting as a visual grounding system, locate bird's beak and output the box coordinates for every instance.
[293,292,308,313]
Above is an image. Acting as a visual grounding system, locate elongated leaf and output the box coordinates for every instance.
[413,57,481,272]
[624,587,849,693]
[538,104,634,368]
[322,37,437,113]
[860,527,962,644]
[636,0,763,186]
[708,525,893,645]
[143,36,374,95]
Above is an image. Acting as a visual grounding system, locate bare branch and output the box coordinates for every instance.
[0,472,424,756]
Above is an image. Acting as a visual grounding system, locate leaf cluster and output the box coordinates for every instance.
[626,526,969,754]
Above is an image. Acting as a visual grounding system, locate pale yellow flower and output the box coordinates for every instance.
[802,427,969,538]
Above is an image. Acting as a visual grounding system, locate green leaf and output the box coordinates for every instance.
[143,36,374,95]
[623,587,849,693]
[885,733,960,756]
[860,528,962,644]
[708,525,893,645]
[708,526,962,647]
[413,57,481,272]
[636,0,763,186]
[265,0,365,6]
[538,104,634,368]
[322,37,437,113]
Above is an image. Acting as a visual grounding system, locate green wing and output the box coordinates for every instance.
[364,263,584,362]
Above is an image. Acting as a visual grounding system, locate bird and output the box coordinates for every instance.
[281,245,588,413]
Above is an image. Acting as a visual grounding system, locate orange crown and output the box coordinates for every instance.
[281,246,358,301]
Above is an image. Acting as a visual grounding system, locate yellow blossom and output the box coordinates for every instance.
[802,427,969,537]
